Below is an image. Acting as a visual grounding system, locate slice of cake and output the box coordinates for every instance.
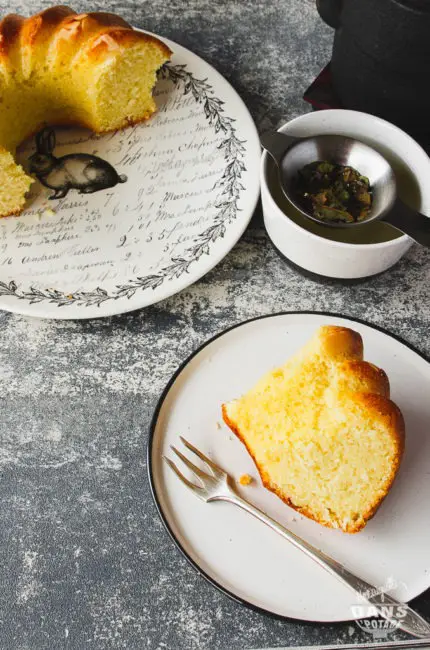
[222,325,405,533]
[0,147,32,216]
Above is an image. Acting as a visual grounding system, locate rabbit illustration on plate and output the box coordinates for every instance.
[28,127,127,199]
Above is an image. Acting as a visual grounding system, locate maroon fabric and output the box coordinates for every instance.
[303,63,430,153]
[303,63,342,110]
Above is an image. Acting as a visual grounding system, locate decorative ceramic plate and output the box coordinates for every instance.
[149,312,430,622]
[1,34,260,319]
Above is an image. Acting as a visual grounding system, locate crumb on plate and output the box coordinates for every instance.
[239,473,253,486]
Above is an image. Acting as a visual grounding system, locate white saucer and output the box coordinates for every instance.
[149,312,430,622]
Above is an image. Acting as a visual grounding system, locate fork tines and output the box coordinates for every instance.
[163,437,225,497]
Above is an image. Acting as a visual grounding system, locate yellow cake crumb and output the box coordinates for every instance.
[239,474,253,486]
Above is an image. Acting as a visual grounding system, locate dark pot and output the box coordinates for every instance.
[317,0,430,139]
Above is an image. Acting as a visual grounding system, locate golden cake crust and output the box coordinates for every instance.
[222,325,405,533]
[0,7,171,73]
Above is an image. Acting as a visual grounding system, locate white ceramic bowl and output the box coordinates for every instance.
[261,110,430,279]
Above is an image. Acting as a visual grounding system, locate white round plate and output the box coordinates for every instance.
[1,34,260,319]
[149,312,430,622]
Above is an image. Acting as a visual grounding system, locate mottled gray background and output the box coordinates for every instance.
[1,1,429,649]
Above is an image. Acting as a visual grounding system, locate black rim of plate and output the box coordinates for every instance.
[147,310,430,625]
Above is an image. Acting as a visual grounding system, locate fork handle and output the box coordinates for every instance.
[216,492,430,639]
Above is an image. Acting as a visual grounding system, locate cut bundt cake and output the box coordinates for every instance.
[0,6,172,217]
[222,325,405,533]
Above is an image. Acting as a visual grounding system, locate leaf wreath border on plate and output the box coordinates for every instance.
[0,63,248,309]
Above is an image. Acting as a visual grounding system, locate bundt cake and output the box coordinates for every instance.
[222,325,405,533]
[0,6,172,217]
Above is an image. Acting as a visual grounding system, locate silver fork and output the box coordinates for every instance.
[164,437,430,640]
